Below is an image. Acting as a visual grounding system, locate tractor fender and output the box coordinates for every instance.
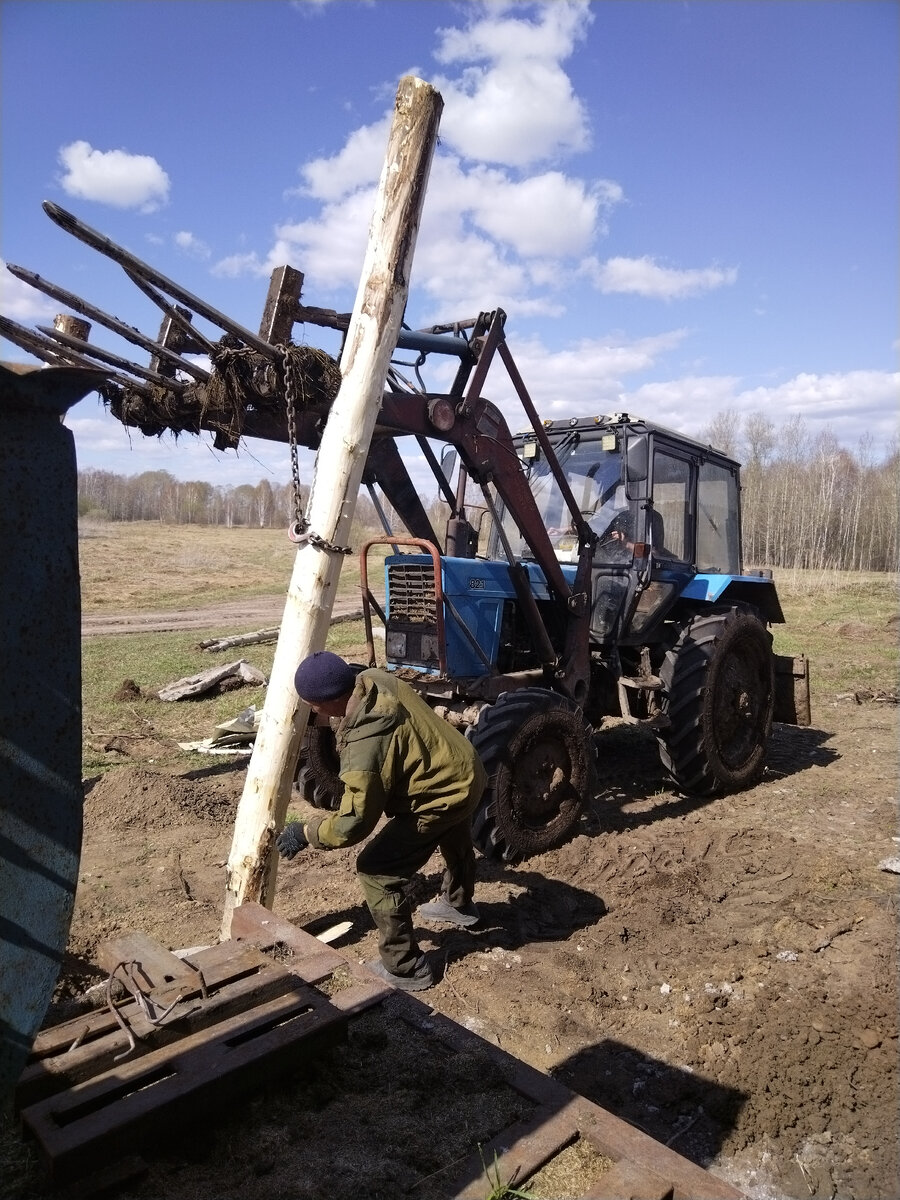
[677,574,785,624]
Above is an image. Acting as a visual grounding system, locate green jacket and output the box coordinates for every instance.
[305,669,485,850]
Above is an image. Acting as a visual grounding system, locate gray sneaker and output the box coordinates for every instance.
[417,898,481,927]
[366,956,435,992]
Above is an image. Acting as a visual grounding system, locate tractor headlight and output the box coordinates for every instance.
[629,582,677,635]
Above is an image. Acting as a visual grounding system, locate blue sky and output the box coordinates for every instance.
[2,0,897,495]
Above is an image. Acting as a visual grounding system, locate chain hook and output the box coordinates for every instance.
[288,519,309,545]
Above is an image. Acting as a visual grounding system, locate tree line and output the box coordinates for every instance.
[701,411,898,572]
[78,412,898,572]
[78,469,302,528]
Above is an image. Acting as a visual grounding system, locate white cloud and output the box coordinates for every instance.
[0,261,57,321]
[417,336,897,464]
[433,0,593,166]
[585,255,739,300]
[211,251,267,279]
[58,141,170,212]
[620,376,743,434]
[267,148,624,317]
[290,0,373,11]
[263,187,379,294]
[735,370,900,437]
[465,169,622,256]
[174,231,211,259]
[65,406,295,485]
[414,230,548,320]
[622,370,900,456]
[298,118,392,202]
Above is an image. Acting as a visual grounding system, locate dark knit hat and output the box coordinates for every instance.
[294,651,357,702]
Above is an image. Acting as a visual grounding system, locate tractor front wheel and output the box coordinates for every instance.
[657,605,774,795]
[295,725,343,811]
[468,688,597,863]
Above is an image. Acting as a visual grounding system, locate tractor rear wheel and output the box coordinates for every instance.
[296,725,343,811]
[657,605,774,795]
[468,688,597,863]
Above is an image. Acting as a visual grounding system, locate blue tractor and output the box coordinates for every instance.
[295,310,811,862]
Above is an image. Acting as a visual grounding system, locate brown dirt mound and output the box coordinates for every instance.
[84,766,239,830]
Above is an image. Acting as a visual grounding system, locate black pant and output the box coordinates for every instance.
[356,806,477,975]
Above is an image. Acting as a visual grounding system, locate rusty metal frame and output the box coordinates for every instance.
[360,537,447,674]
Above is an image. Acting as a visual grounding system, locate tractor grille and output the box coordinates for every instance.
[387,562,437,624]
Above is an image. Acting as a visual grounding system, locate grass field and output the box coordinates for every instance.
[78,521,898,776]
[78,522,375,774]
[78,519,368,611]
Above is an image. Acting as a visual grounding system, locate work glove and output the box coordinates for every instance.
[276,821,309,860]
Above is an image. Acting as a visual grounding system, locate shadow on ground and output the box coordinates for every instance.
[553,1038,746,1168]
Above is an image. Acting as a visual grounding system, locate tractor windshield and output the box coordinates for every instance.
[493,434,634,565]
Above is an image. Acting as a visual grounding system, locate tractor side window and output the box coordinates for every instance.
[697,460,741,574]
[651,451,690,560]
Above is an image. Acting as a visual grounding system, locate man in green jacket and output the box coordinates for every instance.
[277,651,486,992]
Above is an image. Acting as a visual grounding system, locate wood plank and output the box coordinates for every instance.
[21,982,349,1179]
[572,1099,743,1200]
[447,1100,581,1199]
[96,932,197,990]
[230,903,348,980]
[17,958,300,1108]
[26,943,273,1059]
[231,907,392,1002]
[390,994,744,1200]
[51,1156,147,1200]
[582,1159,674,1200]
[327,979,394,1015]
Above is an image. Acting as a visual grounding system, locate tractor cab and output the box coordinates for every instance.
[488,415,767,646]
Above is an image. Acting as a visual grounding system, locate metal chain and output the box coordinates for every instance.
[281,344,351,554]
[282,345,307,539]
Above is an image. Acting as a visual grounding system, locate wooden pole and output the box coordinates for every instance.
[221,76,443,938]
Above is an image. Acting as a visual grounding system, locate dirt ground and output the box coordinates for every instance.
[80,594,362,637]
[10,609,900,1200]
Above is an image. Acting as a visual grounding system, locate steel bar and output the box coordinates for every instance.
[6,264,209,380]
[43,202,279,359]
[397,328,473,358]
[0,318,154,395]
[294,305,474,359]
[415,433,457,507]
[37,325,189,391]
[497,339,593,545]
[123,271,218,356]
[0,314,76,366]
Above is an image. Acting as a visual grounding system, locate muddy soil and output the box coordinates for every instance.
[8,644,899,1199]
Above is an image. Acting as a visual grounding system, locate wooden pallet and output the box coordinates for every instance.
[18,905,743,1199]
[17,918,390,1180]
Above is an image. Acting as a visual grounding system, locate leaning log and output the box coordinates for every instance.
[221,76,443,935]
[199,610,364,653]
